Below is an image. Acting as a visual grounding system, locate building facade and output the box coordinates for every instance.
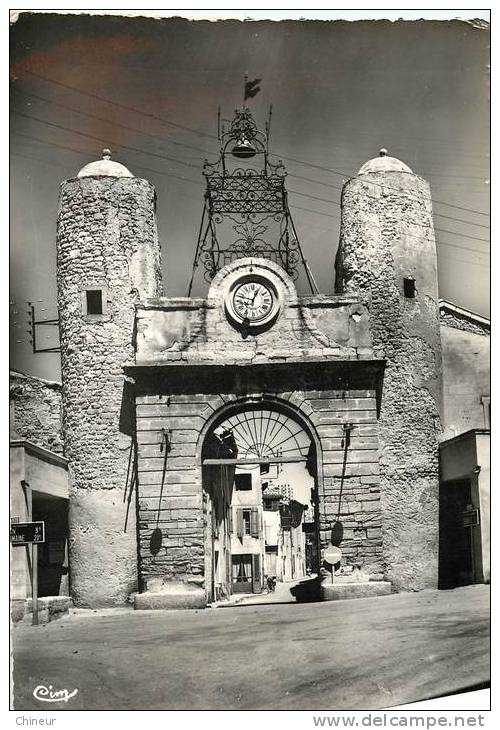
[46,109,488,609]
[438,300,490,588]
[10,371,70,621]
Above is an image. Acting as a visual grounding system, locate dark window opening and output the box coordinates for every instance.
[235,473,252,491]
[403,277,416,298]
[263,497,280,512]
[86,289,103,314]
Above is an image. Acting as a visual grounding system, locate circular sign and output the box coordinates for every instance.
[324,545,342,565]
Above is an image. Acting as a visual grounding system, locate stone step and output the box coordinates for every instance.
[321,581,392,601]
[11,596,73,624]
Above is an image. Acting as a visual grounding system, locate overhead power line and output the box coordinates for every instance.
[287,187,489,241]
[289,199,487,255]
[20,68,490,159]
[438,255,489,269]
[16,86,488,182]
[12,144,488,267]
[13,109,490,247]
[11,151,486,276]
[272,153,490,217]
[13,87,217,158]
[12,102,489,234]
[12,132,205,189]
[19,68,218,141]
[13,127,490,260]
[13,110,204,172]
[15,68,489,218]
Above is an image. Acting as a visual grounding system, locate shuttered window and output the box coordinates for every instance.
[236,508,261,538]
[252,554,261,593]
[250,508,260,538]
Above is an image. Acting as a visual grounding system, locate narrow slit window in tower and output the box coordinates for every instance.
[403,277,416,298]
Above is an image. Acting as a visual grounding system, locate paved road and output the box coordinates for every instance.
[12,585,489,711]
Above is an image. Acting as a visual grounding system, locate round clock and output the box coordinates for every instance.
[226,275,280,329]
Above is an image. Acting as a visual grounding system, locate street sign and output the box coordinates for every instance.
[324,545,342,565]
[10,521,45,546]
[463,509,480,528]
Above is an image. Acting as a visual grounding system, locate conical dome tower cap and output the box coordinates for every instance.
[358,148,413,175]
[77,149,134,178]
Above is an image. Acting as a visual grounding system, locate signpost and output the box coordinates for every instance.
[324,545,342,564]
[10,521,45,545]
[323,545,342,584]
[10,481,45,626]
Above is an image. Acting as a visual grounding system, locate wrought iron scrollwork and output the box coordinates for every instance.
[188,107,318,294]
[206,170,285,215]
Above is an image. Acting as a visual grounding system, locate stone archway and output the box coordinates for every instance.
[200,399,322,603]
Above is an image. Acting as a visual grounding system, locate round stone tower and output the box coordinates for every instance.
[335,149,442,591]
[56,150,163,606]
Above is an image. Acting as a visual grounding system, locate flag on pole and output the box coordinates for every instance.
[244,78,261,100]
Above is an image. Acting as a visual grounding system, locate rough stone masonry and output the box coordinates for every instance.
[56,175,163,606]
[336,167,442,590]
[56,150,443,608]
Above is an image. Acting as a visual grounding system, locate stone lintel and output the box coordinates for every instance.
[138,294,364,313]
[138,298,213,311]
[292,294,365,309]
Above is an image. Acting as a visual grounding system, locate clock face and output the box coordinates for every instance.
[232,280,275,323]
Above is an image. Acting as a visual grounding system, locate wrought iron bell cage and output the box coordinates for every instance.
[187,107,318,295]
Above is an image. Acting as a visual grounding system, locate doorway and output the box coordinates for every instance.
[439,479,476,588]
[32,492,69,597]
[201,402,321,603]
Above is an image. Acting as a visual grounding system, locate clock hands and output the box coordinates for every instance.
[231,279,274,325]
[237,287,260,309]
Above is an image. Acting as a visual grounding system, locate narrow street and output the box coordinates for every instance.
[216,577,308,607]
[12,585,489,711]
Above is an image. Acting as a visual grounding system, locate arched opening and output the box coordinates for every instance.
[201,400,321,603]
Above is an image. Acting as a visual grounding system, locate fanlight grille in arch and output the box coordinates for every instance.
[213,407,311,460]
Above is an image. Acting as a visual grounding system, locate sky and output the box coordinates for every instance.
[10,12,490,382]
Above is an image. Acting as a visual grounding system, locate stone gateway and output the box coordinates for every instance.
[55,110,446,610]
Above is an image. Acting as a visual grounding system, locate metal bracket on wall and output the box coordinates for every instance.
[28,302,61,354]
[342,422,354,448]
[160,428,172,454]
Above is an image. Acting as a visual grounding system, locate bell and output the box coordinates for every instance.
[231,138,257,159]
